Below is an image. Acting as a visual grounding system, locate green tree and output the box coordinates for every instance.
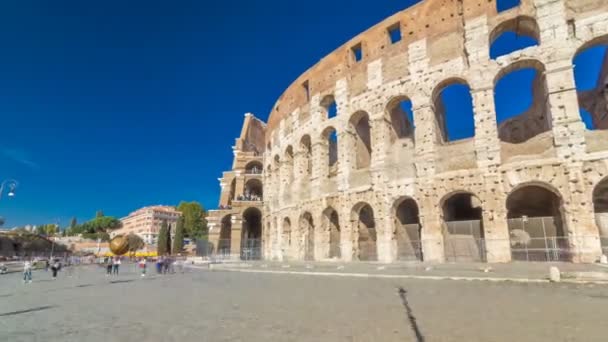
[157,220,169,256]
[70,217,77,230]
[96,210,104,218]
[177,201,208,240]
[172,216,185,254]
[35,225,46,235]
[126,233,145,255]
[44,224,57,236]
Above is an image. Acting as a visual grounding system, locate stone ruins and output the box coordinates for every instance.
[209,0,608,263]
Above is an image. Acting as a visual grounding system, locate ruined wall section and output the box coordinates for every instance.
[263,0,608,263]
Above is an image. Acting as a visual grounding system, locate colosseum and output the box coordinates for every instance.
[208,0,608,264]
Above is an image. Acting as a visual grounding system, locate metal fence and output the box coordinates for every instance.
[444,220,486,262]
[507,216,570,262]
[240,239,262,260]
[396,224,423,261]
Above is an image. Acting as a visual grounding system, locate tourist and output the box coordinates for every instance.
[106,257,113,276]
[156,257,163,274]
[23,259,33,284]
[162,257,170,274]
[51,259,60,279]
[139,257,147,277]
[45,259,49,272]
[112,257,121,275]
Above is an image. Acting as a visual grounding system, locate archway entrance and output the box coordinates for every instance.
[323,207,341,259]
[242,207,262,260]
[394,198,422,261]
[282,218,292,259]
[218,215,232,257]
[442,192,485,262]
[594,177,608,254]
[507,184,568,261]
[353,203,376,261]
[300,212,315,261]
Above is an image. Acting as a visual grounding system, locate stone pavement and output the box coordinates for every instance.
[206,260,608,283]
[2,264,608,341]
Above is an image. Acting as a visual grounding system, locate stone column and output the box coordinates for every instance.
[369,111,392,189]
[412,98,438,177]
[230,215,243,260]
[375,198,394,263]
[418,188,444,262]
[471,82,502,168]
[310,137,324,198]
[339,204,354,262]
[480,176,511,263]
[337,129,356,192]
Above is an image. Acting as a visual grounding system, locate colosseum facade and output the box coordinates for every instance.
[211,0,608,264]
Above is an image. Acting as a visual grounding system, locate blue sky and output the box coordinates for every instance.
[0,0,604,227]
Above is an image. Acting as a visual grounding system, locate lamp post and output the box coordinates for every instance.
[0,179,18,200]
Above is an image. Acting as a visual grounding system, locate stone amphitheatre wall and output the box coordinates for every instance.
[262,0,608,263]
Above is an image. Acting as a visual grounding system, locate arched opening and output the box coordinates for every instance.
[593,177,608,254]
[218,215,232,257]
[573,40,608,130]
[321,94,338,119]
[282,217,292,257]
[352,203,376,261]
[300,135,312,177]
[243,178,263,201]
[349,111,372,169]
[432,79,475,142]
[497,0,520,12]
[489,16,539,59]
[228,178,236,205]
[387,96,414,141]
[241,207,262,260]
[322,126,338,176]
[393,197,422,261]
[506,184,569,261]
[494,60,551,144]
[245,161,263,174]
[300,212,315,260]
[441,192,485,262]
[284,145,294,184]
[323,207,341,259]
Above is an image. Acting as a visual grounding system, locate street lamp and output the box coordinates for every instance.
[0,179,18,200]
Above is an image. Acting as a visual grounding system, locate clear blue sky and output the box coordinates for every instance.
[0,0,603,227]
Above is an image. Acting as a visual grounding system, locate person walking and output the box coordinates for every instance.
[23,259,33,284]
[139,258,147,277]
[106,257,113,276]
[51,259,60,279]
[156,257,163,274]
[112,257,120,275]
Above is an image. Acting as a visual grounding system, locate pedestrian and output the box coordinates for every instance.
[162,257,170,274]
[139,258,147,277]
[112,257,119,275]
[45,259,49,272]
[156,257,163,274]
[51,259,60,279]
[106,257,113,276]
[23,259,33,284]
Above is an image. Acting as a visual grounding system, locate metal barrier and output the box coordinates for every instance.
[507,216,570,262]
[241,239,262,260]
[444,220,485,262]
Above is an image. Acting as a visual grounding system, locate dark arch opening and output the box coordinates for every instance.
[323,207,341,259]
[441,192,485,262]
[321,94,338,119]
[393,197,422,261]
[218,215,232,256]
[387,96,414,141]
[322,127,338,173]
[433,79,475,142]
[489,16,539,59]
[594,178,608,253]
[573,42,608,130]
[349,112,372,169]
[494,60,550,144]
[300,212,315,261]
[242,207,262,260]
[300,135,312,177]
[506,184,568,261]
[244,178,263,201]
[353,203,376,261]
[282,217,292,255]
[245,161,263,174]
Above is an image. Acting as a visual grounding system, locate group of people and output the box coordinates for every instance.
[135,256,185,277]
[104,256,122,276]
[236,191,262,202]
[22,257,63,284]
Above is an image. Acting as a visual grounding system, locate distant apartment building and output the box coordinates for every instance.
[111,205,181,245]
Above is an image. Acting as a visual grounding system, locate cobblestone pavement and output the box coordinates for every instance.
[1,264,607,342]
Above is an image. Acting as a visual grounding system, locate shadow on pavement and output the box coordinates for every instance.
[0,305,56,317]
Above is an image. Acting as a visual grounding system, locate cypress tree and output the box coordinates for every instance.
[172,216,185,254]
[157,220,169,256]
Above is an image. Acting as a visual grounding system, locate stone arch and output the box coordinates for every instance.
[573,36,608,130]
[282,217,292,256]
[351,202,377,261]
[432,77,475,142]
[440,191,486,262]
[349,111,372,169]
[244,178,263,201]
[392,196,422,261]
[506,182,569,261]
[300,135,312,177]
[322,207,341,259]
[242,207,262,260]
[321,126,338,171]
[494,59,551,144]
[299,212,315,260]
[489,15,539,59]
[386,96,414,141]
[593,177,608,250]
[321,94,338,119]
[218,214,232,256]
[228,178,236,204]
[244,161,263,174]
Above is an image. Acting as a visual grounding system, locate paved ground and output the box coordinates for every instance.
[1,264,608,342]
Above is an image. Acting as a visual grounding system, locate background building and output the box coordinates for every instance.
[111,205,181,245]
